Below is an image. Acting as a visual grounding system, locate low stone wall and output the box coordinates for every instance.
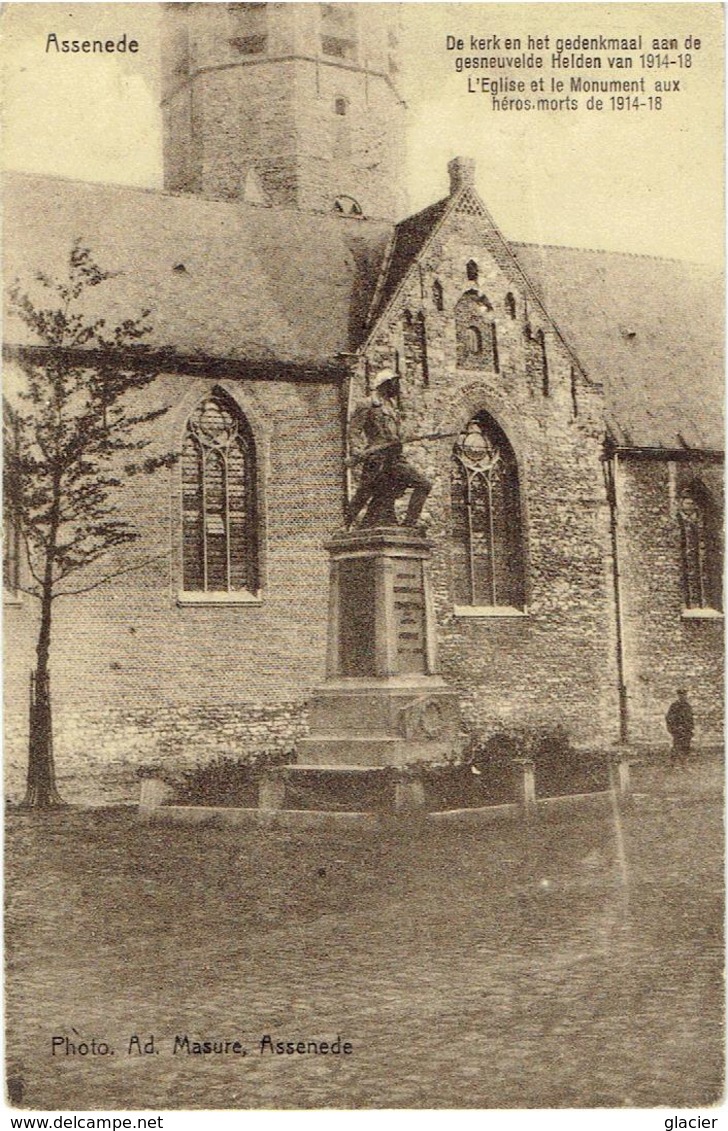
[137,754,634,827]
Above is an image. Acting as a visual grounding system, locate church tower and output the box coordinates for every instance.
[161,3,407,220]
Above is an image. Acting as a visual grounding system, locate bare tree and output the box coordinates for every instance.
[4,242,172,807]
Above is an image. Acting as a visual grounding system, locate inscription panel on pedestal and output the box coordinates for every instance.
[393,560,426,674]
[339,557,376,676]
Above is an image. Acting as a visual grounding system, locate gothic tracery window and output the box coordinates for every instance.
[678,481,722,611]
[181,391,259,594]
[451,414,525,609]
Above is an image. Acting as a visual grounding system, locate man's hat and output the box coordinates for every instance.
[372,367,397,391]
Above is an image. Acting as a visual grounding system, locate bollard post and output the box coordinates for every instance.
[139,777,173,816]
[610,751,632,803]
[258,770,286,811]
[513,757,537,817]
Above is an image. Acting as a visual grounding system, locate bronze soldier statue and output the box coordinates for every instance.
[345,369,433,529]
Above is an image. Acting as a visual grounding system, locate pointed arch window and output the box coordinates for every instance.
[537,329,549,396]
[451,414,525,609]
[678,481,722,611]
[465,325,482,355]
[432,279,444,312]
[181,391,259,595]
[455,292,498,371]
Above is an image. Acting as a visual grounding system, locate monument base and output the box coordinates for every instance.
[246,527,465,814]
[292,527,464,785]
[297,676,463,767]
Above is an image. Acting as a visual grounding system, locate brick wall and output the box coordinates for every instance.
[4,699,309,807]
[5,188,722,802]
[617,457,724,746]
[4,370,342,803]
[162,4,406,220]
[359,201,623,746]
[357,197,724,751]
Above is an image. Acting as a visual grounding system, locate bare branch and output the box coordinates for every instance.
[7,243,173,809]
[13,582,43,600]
[19,526,46,589]
[53,554,168,598]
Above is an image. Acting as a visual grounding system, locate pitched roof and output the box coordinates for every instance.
[363,183,723,452]
[366,198,449,327]
[512,243,724,450]
[3,172,723,451]
[2,171,392,369]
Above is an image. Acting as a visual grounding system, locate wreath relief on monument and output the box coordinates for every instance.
[398,695,460,741]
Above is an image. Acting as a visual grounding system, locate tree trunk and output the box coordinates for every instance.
[24,574,64,809]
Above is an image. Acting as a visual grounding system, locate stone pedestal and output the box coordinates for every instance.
[296,527,462,769]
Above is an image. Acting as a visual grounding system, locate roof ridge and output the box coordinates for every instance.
[3,167,169,198]
[2,168,395,226]
[510,239,706,268]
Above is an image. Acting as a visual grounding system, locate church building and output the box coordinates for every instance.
[3,3,723,802]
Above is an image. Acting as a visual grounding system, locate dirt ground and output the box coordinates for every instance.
[4,756,724,1110]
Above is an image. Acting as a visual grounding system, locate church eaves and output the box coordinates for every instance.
[3,170,723,453]
[2,172,392,371]
[365,198,450,330]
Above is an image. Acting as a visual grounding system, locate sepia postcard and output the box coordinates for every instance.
[2,1,724,1123]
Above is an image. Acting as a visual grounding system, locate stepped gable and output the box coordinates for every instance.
[362,168,723,454]
[2,171,393,369]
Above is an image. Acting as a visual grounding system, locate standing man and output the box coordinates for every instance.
[346,369,432,529]
[666,689,695,767]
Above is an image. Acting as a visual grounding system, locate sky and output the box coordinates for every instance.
[0,2,724,263]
